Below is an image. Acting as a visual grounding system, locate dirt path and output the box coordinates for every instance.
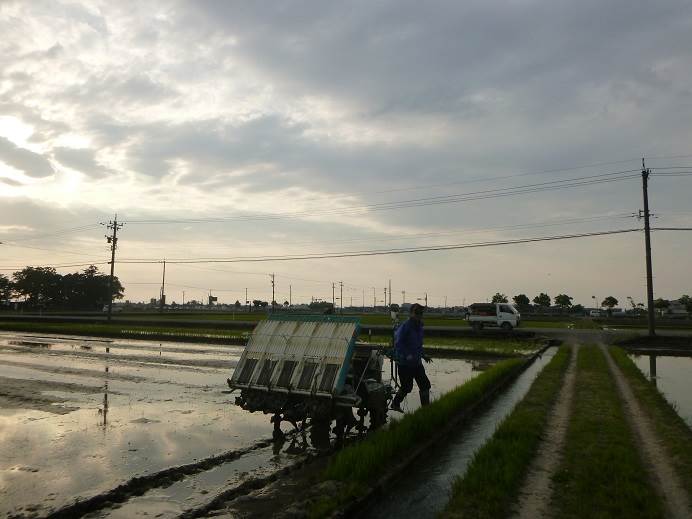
[601,344,692,519]
[512,344,577,519]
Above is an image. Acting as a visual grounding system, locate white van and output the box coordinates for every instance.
[467,303,521,331]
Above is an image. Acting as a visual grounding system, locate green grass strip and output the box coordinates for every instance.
[550,346,665,518]
[440,346,571,518]
[610,347,692,494]
[324,357,523,485]
[308,357,524,517]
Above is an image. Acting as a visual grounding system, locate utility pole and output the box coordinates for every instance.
[289,284,292,307]
[270,273,275,312]
[332,282,336,310]
[388,279,392,307]
[372,287,376,309]
[245,288,248,312]
[159,260,166,313]
[384,287,387,310]
[425,292,428,307]
[182,290,185,306]
[641,158,656,336]
[103,214,123,322]
[362,288,365,312]
[339,281,343,313]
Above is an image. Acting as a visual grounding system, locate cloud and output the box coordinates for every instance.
[0,137,54,177]
[52,146,112,178]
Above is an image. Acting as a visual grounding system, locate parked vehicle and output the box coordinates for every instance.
[589,309,602,317]
[467,303,520,331]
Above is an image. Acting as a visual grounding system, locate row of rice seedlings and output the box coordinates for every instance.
[441,346,570,518]
[307,357,525,518]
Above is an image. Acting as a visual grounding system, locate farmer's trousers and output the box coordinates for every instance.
[392,363,431,406]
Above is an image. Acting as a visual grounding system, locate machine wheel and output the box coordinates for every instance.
[501,322,513,331]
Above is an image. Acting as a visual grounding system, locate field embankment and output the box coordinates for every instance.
[549,346,665,518]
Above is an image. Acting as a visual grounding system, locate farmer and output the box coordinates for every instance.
[390,303,432,412]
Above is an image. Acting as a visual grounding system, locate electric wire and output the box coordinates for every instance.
[123,169,640,225]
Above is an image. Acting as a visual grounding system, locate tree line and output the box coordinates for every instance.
[489,292,692,313]
[0,265,124,311]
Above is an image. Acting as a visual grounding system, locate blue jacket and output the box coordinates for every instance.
[394,318,424,367]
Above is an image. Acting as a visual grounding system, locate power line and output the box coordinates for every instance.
[102,228,642,264]
[123,169,640,225]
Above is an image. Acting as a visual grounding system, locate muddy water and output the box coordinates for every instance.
[0,331,490,518]
[629,354,692,427]
[364,347,558,519]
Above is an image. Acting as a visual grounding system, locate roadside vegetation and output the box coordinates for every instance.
[309,357,525,517]
[549,346,665,518]
[440,346,570,518]
[610,347,692,494]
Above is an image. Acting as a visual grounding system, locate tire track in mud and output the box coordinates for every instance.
[44,438,277,519]
[601,344,692,519]
[513,343,577,519]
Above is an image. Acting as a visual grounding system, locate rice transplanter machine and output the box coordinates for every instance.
[227,315,393,437]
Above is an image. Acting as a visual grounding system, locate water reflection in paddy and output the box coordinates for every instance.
[629,354,692,427]
[0,331,495,517]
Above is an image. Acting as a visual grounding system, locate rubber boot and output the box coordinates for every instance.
[420,390,430,406]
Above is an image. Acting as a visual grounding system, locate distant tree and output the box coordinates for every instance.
[309,301,333,311]
[0,274,12,303]
[679,294,692,312]
[513,294,530,307]
[12,266,63,308]
[554,294,573,309]
[653,298,669,310]
[601,296,618,309]
[491,292,508,304]
[234,300,241,309]
[572,304,585,314]
[252,299,262,308]
[283,300,290,307]
[533,293,551,307]
[626,296,636,310]
[62,265,123,310]
[389,303,400,312]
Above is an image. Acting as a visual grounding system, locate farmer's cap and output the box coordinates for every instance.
[410,303,425,315]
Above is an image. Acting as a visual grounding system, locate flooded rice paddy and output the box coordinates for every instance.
[629,354,692,427]
[0,331,493,518]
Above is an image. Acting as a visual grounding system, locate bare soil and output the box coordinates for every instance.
[601,344,692,519]
[512,344,577,519]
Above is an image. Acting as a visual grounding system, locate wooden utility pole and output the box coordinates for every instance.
[103,214,123,322]
[159,260,166,313]
[641,158,656,336]
[270,273,275,312]
[339,281,343,313]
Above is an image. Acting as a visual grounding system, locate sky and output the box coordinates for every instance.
[1,0,691,308]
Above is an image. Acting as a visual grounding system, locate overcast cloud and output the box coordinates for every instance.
[0,0,691,306]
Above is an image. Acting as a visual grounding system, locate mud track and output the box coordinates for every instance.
[513,344,576,519]
[601,344,692,519]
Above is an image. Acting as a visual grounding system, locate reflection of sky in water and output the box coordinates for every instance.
[629,354,692,428]
[0,331,491,516]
